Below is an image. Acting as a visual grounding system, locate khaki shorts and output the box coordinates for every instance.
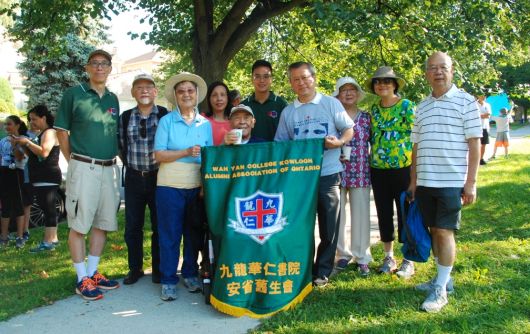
[65,158,120,234]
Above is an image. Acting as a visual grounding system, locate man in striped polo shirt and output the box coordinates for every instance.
[408,51,481,312]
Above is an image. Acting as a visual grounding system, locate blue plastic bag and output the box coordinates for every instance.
[400,192,431,263]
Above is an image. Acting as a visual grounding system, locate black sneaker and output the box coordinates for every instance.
[480,159,487,165]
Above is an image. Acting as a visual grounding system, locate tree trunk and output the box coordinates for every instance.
[191,0,307,84]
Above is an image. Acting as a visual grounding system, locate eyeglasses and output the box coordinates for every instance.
[87,61,111,69]
[140,119,147,138]
[253,74,272,81]
[134,85,155,91]
[373,78,394,85]
[175,88,196,95]
[291,75,313,84]
[427,65,451,73]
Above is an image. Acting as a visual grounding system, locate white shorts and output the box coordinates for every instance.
[65,159,120,234]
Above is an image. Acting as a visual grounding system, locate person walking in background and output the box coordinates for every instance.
[332,77,372,276]
[13,105,61,253]
[242,60,287,141]
[409,51,481,312]
[155,72,212,301]
[491,107,513,159]
[0,116,28,249]
[275,62,354,287]
[55,49,121,301]
[477,95,491,165]
[365,66,416,278]
[118,73,168,285]
[204,81,232,146]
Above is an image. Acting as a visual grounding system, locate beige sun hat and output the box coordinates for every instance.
[164,72,207,106]
[333,77,366,101]
[365,66,406,94]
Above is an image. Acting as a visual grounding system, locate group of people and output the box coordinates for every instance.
[477,95,514,164]
[0,106,62,252]
[2,48,482,314]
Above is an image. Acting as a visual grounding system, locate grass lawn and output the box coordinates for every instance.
[0,210,135,321]
[1,138,529,333]
[254,138,530,333]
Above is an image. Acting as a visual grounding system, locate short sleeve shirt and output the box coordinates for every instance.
[411,85,482,188]
[241,91,288,141]
[274,93,354,176]
[369,99,415,169]
[154,110,213,164]
[55,83,119,160]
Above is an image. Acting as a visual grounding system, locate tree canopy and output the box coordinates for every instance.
[2,0,529,104]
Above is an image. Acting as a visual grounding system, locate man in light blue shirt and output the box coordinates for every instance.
[275,62,353,287]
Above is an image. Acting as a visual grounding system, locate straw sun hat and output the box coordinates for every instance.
[365,66,406,94]
[164,72,207,106]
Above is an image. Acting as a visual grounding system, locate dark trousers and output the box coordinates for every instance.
[314,172,341,278]
[371,166,410,243]
[124,169,159,275]
[34,185,59,227]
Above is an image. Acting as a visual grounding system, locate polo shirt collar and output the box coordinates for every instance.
[430,84,458,100]
[171,107,200,124]
[294,92,322,108]
[81,82,111,96]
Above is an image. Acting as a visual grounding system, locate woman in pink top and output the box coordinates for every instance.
[204,81,232,146]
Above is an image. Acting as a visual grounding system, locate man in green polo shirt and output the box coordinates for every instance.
[241,59,288,141]
[55,49,121,301]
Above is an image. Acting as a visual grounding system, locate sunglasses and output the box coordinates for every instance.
[140,119,147,138]
[373,78,395,85]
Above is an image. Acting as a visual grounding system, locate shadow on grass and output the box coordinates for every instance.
[257,277,530,334]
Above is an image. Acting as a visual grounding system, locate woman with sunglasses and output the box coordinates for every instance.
[365,66,416,278]
[0,115,28,249]
[12,105,61,252]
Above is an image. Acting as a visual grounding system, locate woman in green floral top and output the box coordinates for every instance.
[366,66,416,278]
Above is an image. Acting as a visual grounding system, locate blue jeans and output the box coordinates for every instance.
[124,170,159,274]
[156,186,200,284]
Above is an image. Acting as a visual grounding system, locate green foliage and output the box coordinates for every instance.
[0,77,17,115]
[3,1,530,105]
[17,33,94,113]
[2,0,113,56]
[0,0,14,27]
[0,77,14,103]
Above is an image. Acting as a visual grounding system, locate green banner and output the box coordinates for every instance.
[201,139,324,318]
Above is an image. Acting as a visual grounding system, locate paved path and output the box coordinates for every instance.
[0,195,383,334]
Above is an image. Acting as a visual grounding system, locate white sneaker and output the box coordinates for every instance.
[396,260,415,279]
[416,277,454,294]
[420,284,448,313]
